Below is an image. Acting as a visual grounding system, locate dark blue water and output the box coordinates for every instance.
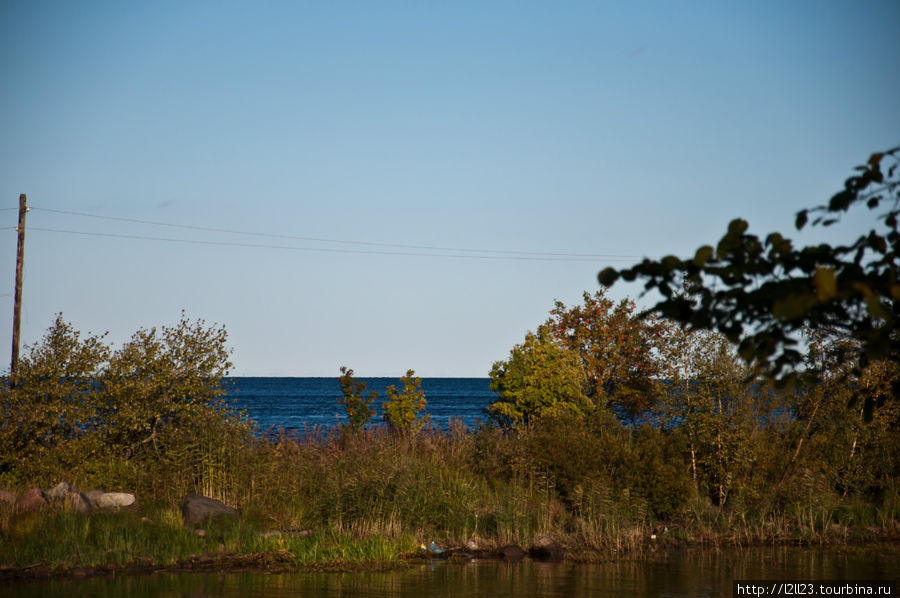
[224,377,494,433]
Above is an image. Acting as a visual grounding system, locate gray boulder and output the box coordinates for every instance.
[85,490,136,509]
[44,481,90,513]
[181,494,239,527]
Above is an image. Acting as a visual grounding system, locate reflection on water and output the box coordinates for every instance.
[4,548,897,598]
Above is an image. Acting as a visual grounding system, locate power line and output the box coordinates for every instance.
[30,206,644,260]
[28,226,638,262]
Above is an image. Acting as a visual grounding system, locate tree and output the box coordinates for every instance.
[488,326,589,427]
[103,313,233,459]
[787,329,899,496]
[0,313,239,482]
[0,315,110,476]
[654,318,765,506]
[382,369,430,437]
[338,367,377,433]
[545,290,666,422]
[598,148,899,406]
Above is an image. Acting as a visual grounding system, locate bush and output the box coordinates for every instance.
[337,367,377,433]
[382,370,430,437]
[488,326,589,427]
[0,313,247,494]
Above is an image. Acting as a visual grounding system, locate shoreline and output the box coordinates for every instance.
[3,536,897,583]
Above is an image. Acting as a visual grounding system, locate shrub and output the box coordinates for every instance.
[337,367,377,433]
[382,370,430,437]
[488,326,589,427]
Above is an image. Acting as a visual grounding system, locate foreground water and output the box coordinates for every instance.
[5,548,897,597]
[225,377,493,432]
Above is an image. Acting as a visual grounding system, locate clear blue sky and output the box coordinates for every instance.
[1,1,898,377]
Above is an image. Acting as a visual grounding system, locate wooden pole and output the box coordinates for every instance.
[10,194,26,388]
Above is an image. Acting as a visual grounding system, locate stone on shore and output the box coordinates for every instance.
[255,529,314,538]
[43,482,90,513]
[85,490,136,509]
[498,544,525,560]
[530,535,565,561]
[16,488,46,512]
[181,494,239,527]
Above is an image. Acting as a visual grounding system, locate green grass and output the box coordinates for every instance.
[1,417,897,575]
[0,504,416,573]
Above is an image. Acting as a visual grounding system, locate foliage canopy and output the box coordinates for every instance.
[0,312,240,481]
[598,148,899,394]
[337,366,377,433]
[546,290,666,420]
[382,369,430,437]
[488,326,589,427]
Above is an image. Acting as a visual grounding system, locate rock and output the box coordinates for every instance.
[85,490,136,509]
[530,535,565,561]
[498,544,525,560]
[44,481,90,513]
[0,489,15,508]
[16,488,46,512]
[181,494,239,527]
[255,529,314,538]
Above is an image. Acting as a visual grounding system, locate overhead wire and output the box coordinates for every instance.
[30,206,644,260]
[27,226,637,262]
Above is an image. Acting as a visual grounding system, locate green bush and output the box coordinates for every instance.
[382,370,430,437]
[337,367,377,433]
[488,326,589,427]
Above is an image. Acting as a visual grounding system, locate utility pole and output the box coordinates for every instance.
[10,194,26,388]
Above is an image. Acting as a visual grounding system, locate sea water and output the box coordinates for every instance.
[223,377,494,433]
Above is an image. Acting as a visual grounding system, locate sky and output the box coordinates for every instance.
[1,1,898,377]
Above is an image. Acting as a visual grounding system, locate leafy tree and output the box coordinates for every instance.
[788,330,899,496]
[0,313,238,482]
[382,369,430,437]
[598,148,899,406]
[0,315,110,477]
[488,326,589,427]
[102,313,233,460]
[655,317,768,507]
[545,290,666,422]
[338,366,377,433]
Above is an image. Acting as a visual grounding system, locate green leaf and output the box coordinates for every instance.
[598,268,619,287]
[693,245,714,266]
[772,293,816,321]
[661,255,680,271]
[813,267,836,301]
[828,190,853,212]
[795,210,808,230]
[727,219,749,235]
[867,152,884,168]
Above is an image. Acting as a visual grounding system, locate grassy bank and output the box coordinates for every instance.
[3,300,896,576]
[0,503,416,577]
[1,415,897,576]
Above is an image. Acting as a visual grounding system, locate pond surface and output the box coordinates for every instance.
[4,547,897,598]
